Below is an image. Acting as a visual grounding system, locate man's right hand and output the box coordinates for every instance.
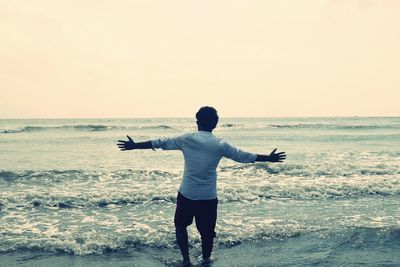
[117,135,136,151]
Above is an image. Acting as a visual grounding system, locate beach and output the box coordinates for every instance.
[1,117,400,266]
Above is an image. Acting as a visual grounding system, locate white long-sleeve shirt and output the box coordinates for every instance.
[151,131,257,200]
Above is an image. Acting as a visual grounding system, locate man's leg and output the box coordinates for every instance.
[174,192,194,266]
[195,198,218,261]
[200,231,215,260]
[175,226,190,265]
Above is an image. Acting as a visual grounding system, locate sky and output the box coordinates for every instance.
[0,0,399,118]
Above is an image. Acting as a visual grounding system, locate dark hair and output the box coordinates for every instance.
[196,106,219,131]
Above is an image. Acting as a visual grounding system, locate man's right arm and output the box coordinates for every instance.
[117,135,185,151]
[117,135,153,151]
[132,141,153,149]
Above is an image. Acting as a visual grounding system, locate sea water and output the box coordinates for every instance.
[0,117,399,266]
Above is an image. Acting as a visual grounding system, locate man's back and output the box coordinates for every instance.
[151,131,257,200]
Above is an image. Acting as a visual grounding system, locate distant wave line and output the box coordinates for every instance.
[268,123,400,130]
[0,124,174,133]
[1,122,399,134]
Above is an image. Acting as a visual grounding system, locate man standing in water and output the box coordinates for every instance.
[117,107,286,266]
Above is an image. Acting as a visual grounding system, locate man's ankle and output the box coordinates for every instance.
[201,257,211,266]
[181,258,191,267]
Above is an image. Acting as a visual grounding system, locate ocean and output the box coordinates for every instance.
[1,117,399,266]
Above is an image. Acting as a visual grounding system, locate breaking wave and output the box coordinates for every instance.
[0,124,174,133]
[2,160,399,184]
[0,192,178,209]
[220,161,400,177]
[220,123,244,128]
[268,123,400,130]
[1,163,400,211]
[0,226,398,255]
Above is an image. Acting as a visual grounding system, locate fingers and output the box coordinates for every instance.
[271,148,277,154]
[117,143,127,150]
[117,145,126,151]
[117,137,128,149]
[117,136,130,150]
[273,150,286,162]
[117,140,127,149]
[117,140,126,150]
[117,136,133,151]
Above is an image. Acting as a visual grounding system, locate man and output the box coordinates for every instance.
[117,106,286,266]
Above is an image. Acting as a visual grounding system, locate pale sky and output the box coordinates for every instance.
[0,0,399,118]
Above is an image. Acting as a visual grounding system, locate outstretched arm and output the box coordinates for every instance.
[255,148,286,162]
[117,135,153,151]
[223,142,286,163]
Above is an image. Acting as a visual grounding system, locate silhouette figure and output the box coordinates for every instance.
[117,107,286,267]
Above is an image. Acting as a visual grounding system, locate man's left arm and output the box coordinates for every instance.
[222,142,286,163]
[255,148,286,162]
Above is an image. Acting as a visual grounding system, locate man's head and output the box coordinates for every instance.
[196,106,219,132]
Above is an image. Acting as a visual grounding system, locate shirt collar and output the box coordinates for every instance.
[198,130,213,134]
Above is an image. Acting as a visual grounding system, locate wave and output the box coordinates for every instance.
[0,228,298,255]
[0,169,180,209]
[1,163,399,207]
[0,193,177,210]
[268,123,400,130]
[2,182,399,210]
[0,125,115,133]
[269,123,325,128]
[0,169,175,183]
[220,162,400,178]
[0,124,174,133]
[0,226,398,255]
[3,122,399,134]
[0,169,86,181]
[220,123,244,128]
[3,161,399,184]
[139,125,174,130]
[219,178,400,201]
[1,176,400,211]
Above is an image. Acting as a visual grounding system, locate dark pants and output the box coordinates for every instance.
[174,192,218,259]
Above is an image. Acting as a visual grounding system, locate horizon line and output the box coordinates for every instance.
[1,115,400,120]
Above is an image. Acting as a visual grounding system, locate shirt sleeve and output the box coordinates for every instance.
[222,142,257,163]
[151,135,186,150]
